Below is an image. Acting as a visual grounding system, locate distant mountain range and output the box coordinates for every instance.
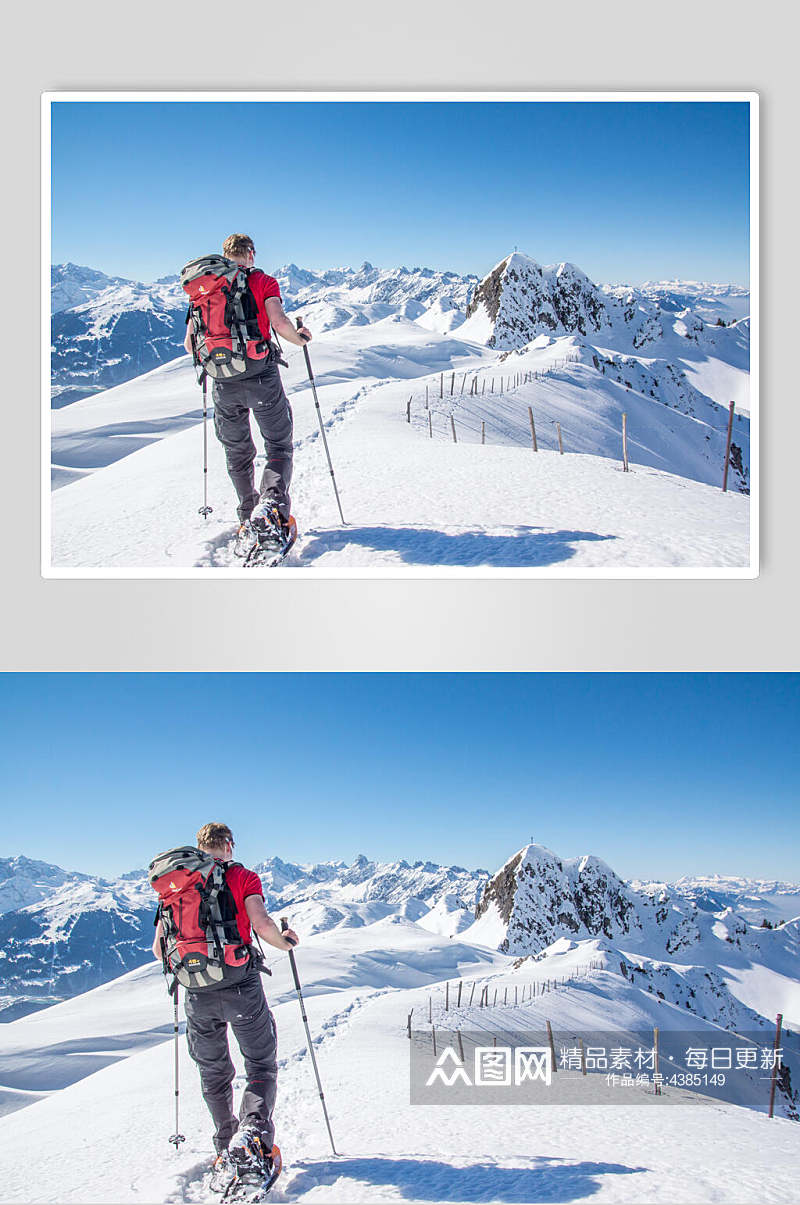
[50,256,750,418]
[1,848,794,1024]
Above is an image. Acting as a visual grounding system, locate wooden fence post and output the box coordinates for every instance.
[528,406,538,452]
[491,378,494,394]
[428,412,433,439]
[457,980,463,1008]
[406,397,411,424]
[493,989,497,1006]
[481,420,486,445]
[546,1019,557,1073]
[504,987,508,1005]
[445,981,449,1011]
[440,373,443,399]
[432,1025,437,1056]
[515,986,518,1006]
[722,400,735,492]
[769,1013,783,1118]
[556,422,563,455]
[469,982,476,1007]
[622,412,629,472]
[450,414,457,443]
[407,1009,413,1039]
[428,995,432,1023]
[425,385,429,410]
[450,372,455,396]
[482,379,486,396]
[460,373,466,395]
[457,1029,465,1061]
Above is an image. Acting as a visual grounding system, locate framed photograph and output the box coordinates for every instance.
[43,92,757,578]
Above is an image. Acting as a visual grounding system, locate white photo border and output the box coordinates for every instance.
[41,90,759,580]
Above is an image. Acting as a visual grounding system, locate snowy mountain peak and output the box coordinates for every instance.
[472,842,675,956]
[463,252,613,349]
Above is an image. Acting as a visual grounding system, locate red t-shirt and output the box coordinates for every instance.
[223,862,264,945]
[247,269,282,343]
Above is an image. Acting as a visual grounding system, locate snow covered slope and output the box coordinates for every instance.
[49,260,477,409]
[467,843,800,1034]
[2,846,795,1034]
[50,266,187,408]
[0,854,486,1021]
[49,252,751,571]
[0,859,154,1022]
[49,340,751,571]
[645,874,800,926]
[0,911,797,1204]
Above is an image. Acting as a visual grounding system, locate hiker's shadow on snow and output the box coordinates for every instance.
[298,525,616,568]
[286,1155,645,1202]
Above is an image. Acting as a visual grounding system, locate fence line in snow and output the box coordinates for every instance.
[408,975,784,1113]
[403,359,742,488]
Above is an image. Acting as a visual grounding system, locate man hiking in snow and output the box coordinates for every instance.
[183,233,312,559]
[150,823,298,1186]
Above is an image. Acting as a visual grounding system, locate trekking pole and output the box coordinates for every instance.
[280,917,339,1155]
[168,983,186,1153]
[295,318,346,525]
[198,371,213,519]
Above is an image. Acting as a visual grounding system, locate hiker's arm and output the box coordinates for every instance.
[152,918,164,960]
[245,894,299,950]
[184,325,193,354]
[264,296,312,346]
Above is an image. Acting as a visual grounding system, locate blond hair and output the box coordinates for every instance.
[196,822,233,852]
[222,233,255,260]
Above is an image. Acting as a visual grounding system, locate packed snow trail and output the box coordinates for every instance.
[50,349,750,572]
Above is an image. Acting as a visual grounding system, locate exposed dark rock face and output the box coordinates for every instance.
[475,851,522,924]
[466,257,510,327]
[474,844,702,958]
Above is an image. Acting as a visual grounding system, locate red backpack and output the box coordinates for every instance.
[149,846,253,990]
[180,255,271,380]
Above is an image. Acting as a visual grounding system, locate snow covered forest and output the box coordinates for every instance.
[49,253,752,572]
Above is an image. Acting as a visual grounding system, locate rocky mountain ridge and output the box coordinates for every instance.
[51,255,749,409]
[3,846,788,1024]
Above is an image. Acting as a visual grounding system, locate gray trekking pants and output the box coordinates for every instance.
[184,969,278,1154]
[212,364,294,523]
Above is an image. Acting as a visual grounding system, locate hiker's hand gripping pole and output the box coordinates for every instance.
[281,917,339,1156]
[295,318,346,526]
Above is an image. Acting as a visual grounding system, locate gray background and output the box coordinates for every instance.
[4,0,795,670]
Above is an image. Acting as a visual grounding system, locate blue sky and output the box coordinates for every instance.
[50,100,751,287]
[1,674,794,881]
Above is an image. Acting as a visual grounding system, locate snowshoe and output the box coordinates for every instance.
[244,501,297,568]
[233,520,258,559]
[227,1126,266,1172]
[211,1135,282,1201]
[210,1150,237,1194]
[250,1145,282,1201]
